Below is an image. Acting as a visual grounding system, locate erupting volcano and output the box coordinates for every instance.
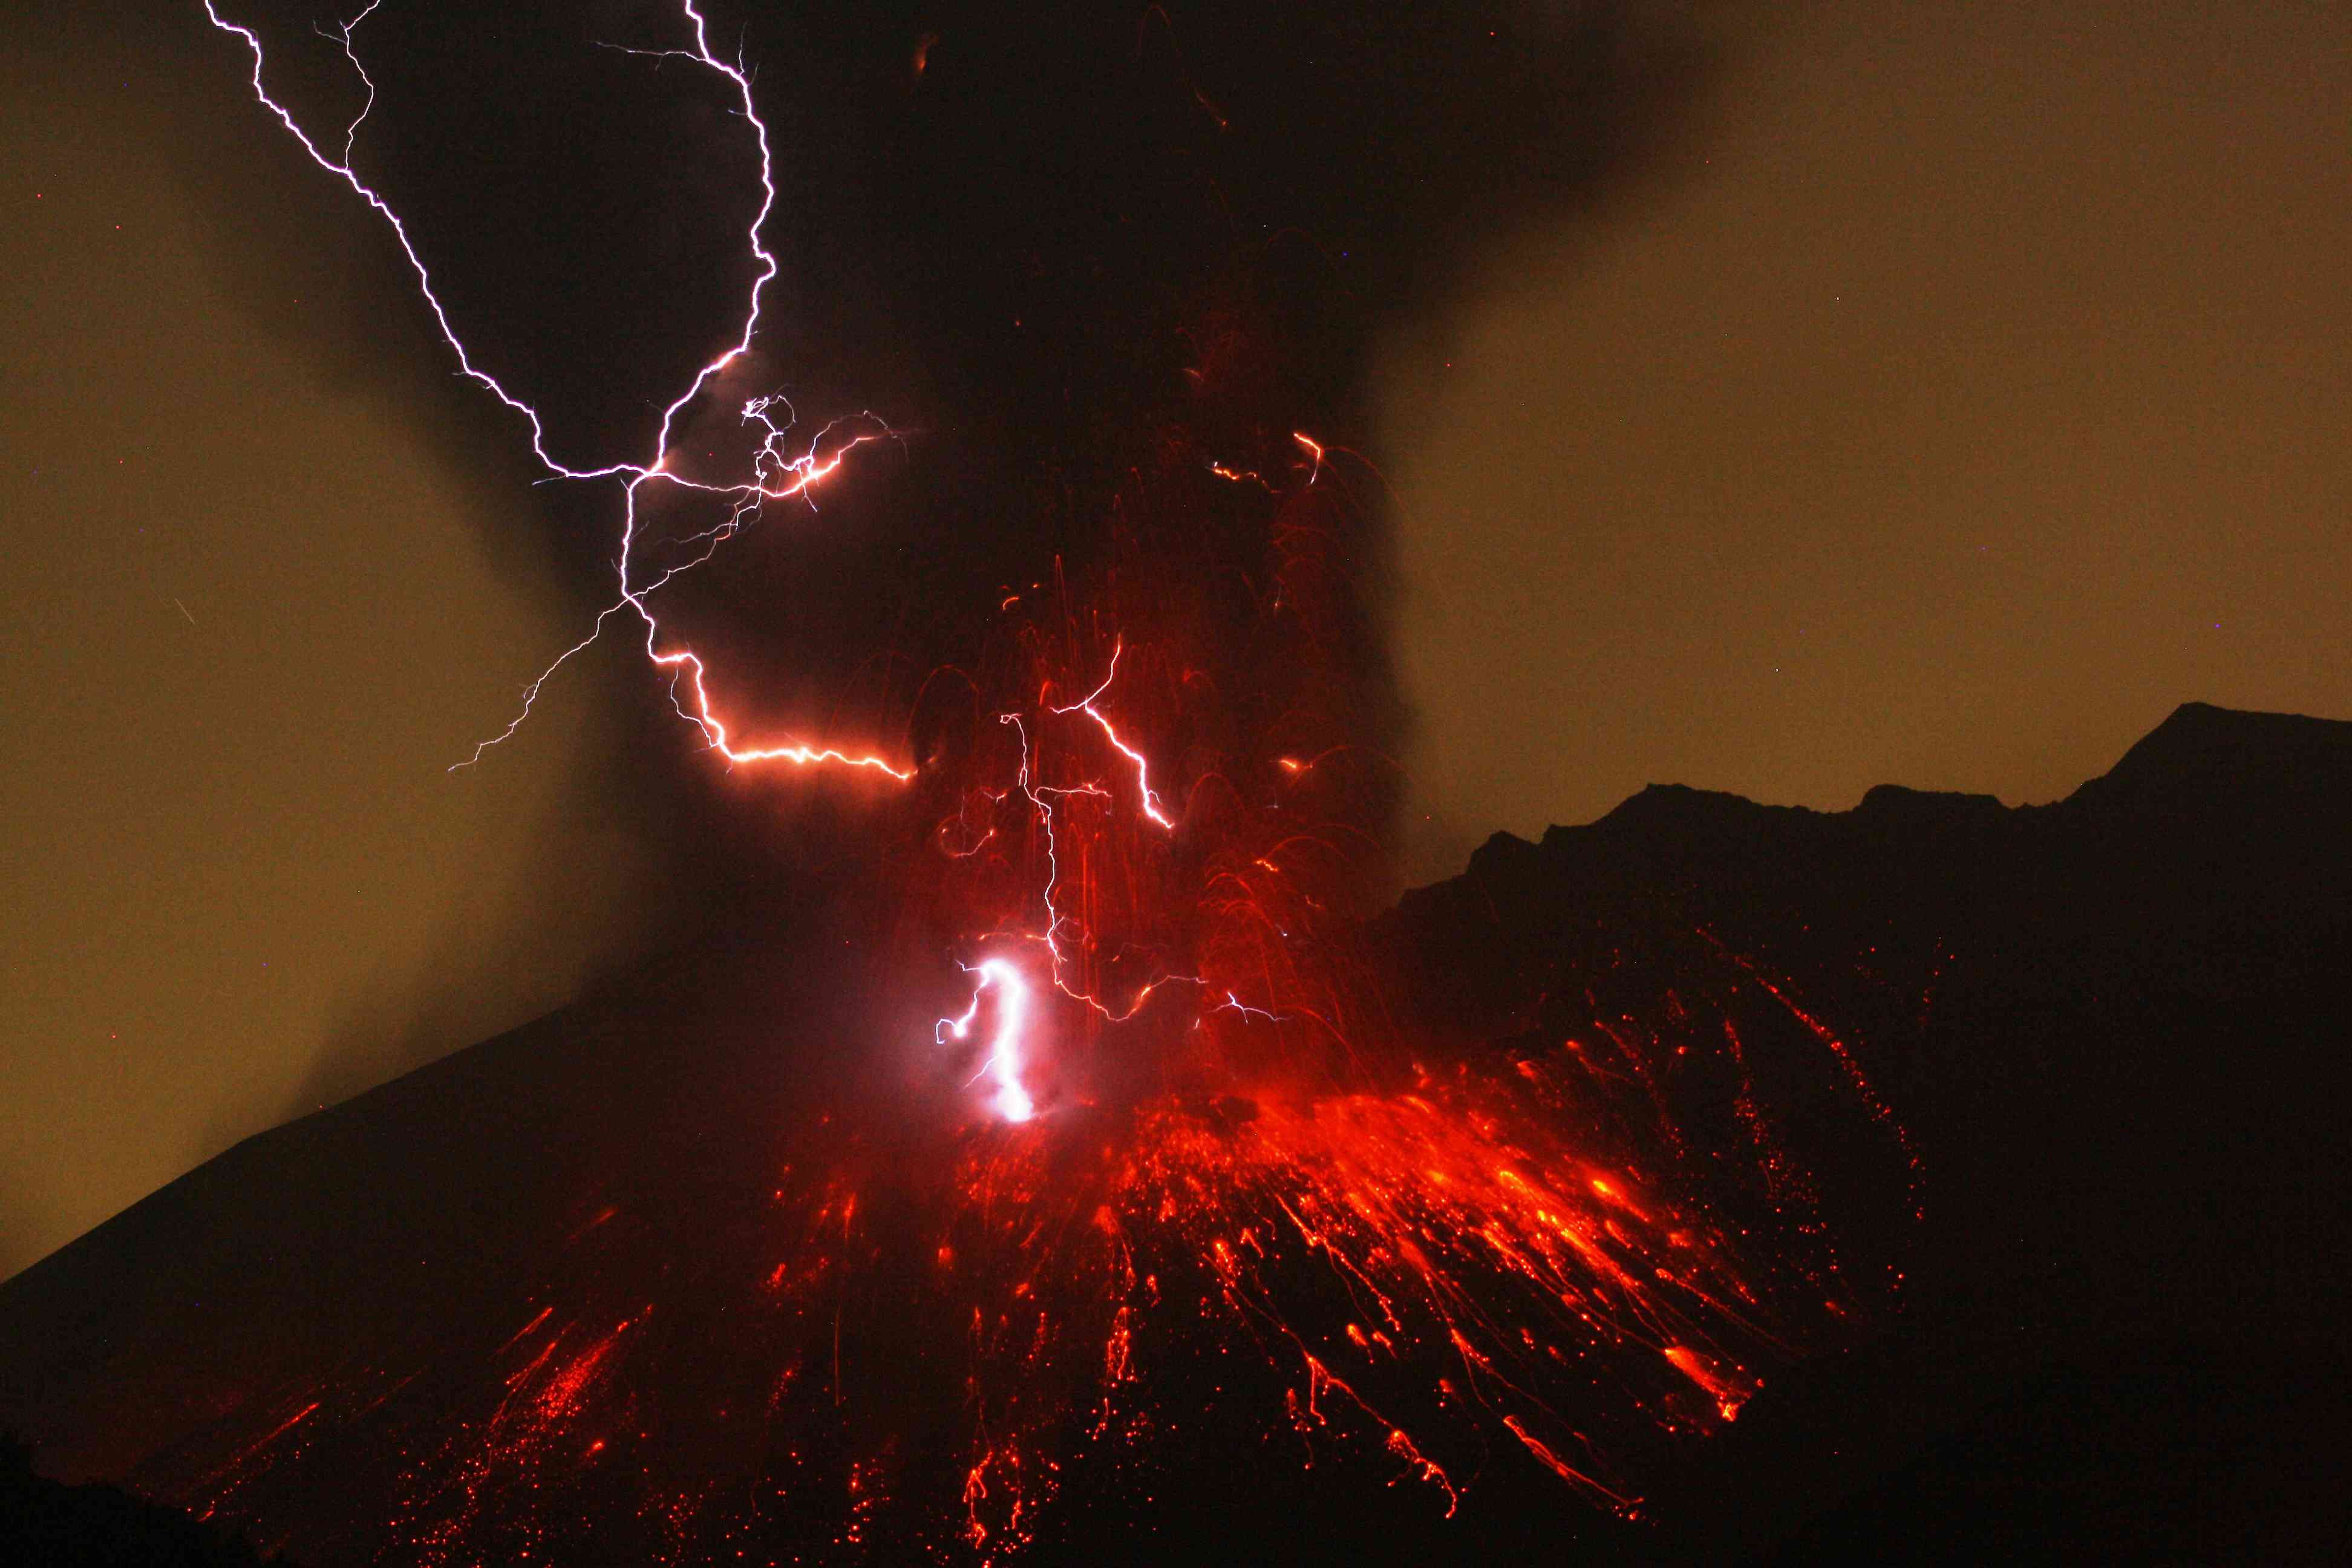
[8,3,2348,1566]
[0,2,1912,1558]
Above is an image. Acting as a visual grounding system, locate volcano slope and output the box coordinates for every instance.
[2,701,2346,1566]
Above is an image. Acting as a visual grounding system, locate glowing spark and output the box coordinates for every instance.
[1292,431,1324,483]
[1663,1345,1753,1422]
[1216,991,1279,1024]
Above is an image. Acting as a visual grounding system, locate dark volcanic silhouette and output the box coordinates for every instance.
[3,702,2346,1566]
[1389,701,2352,1563]
[0,1431,291,1567]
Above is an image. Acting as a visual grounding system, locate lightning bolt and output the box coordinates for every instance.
[948,676,1285,1118]
[936,958,1037,1124]
[212,1,1256,1127]
[202,1,913,781]
[1048,639,1176,829]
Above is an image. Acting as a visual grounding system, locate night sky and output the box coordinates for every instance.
[4,0,2347,1283]
[1390,1,2351,874]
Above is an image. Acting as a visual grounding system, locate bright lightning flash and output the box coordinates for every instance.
[937,958,1037,1123]
[1048,639,1175,829]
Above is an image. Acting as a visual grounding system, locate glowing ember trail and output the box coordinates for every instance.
[188,5,1916,1560]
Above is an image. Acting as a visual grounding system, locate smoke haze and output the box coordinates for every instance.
[0,7,682,1278]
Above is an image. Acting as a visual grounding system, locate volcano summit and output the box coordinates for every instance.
[4,702,2345,1564]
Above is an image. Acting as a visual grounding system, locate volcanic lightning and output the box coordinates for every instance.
[938,959,1039,1125]
[1047,641,1176,831]
[188,4,1917,1560]
[203,0,912,782]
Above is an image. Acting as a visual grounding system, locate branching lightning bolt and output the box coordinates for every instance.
[203,0,913,781]
[1048,639,1177,829]
[215,1,1268,1126]
[938,674,1286,1119]
[936,958,1037,1125]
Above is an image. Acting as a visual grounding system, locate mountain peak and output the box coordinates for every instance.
[2070,702,2352,813]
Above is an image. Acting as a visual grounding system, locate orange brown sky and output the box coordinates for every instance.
[1384,0,2350,875]
[2,10,678,1278]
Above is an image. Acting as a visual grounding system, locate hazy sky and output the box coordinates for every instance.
[7,0,2347,1278]
[1,12,678,1278]
[1385,0,2351,874]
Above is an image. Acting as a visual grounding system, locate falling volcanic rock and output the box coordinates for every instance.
[4,703,2349,1566]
